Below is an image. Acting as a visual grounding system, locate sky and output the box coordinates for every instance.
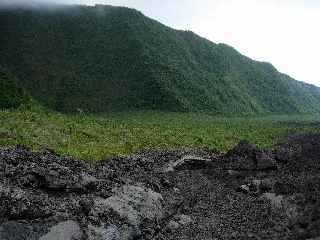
[2,0,320,86]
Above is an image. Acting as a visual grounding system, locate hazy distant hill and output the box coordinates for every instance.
[1,4,320,114]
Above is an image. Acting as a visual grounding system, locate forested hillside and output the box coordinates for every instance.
[0,68,29,109]
[1,4,320,114]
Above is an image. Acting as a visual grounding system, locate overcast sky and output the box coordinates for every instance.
[2,0,320,86]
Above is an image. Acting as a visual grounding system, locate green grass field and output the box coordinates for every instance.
[0,105,319,162]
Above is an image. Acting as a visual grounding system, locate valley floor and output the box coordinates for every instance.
[0,106,319,161]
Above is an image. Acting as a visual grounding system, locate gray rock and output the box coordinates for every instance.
[39,168,97,192]
[78,173,98,190]
[237,184,250,194]
[0,221,47,240]
[226,141,277,171]
[164,155,211,172]
[167,220,180,231]
[252,178,273,192]
[256,152,278,170]
[166,215,192,231]
[118,224,141,240]
[0,184,52,220]
[227,170,242,176]
[261,193,284,209]
[92,185,163,227]
[260,193,299,219]
[88,224,120,240]
[39,221,82,240]
[175,214,193,226]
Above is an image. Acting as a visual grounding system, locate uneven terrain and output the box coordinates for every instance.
[1,133,319,239]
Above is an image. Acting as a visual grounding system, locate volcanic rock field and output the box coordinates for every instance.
[1,134,320,240]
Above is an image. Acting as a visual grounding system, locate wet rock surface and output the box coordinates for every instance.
[0,134,320,239]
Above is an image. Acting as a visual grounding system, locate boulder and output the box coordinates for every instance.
[39,221,82,240]
[226,140,277,171]
[34,167,98,192]
[167,220,180,231]
[88,224,120,240]
[92,184,163,227]
[260,193,299,220]
[0,145,96,193]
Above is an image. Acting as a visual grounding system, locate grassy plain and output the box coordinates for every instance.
[0,105,319,161]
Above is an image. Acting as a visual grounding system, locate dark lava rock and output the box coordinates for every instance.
[275,133,320,171]
[0,146,97,193]
[87,224,120,240]
[0,184,52,221]
[0,135,319,240]
[225,140,277,171]
[0,221,48,240]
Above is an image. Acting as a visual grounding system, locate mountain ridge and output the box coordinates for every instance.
[1,4,320,114]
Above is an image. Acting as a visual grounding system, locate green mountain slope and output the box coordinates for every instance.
[0,68,29,109]
[1,4,320,114]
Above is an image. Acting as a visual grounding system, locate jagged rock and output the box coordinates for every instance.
[32,167,98,192]
[246,179,274,194]
[174,214,193,226]
[0,136,319,240]
[227,170,242,176]
[160,177,172,188]
[0,145,96,193]
[254,179,273,191]
[237,185,250,194]
[39,221,82,240]
[260,193,299,219]
[166,215,193,231]
[92,185,163,227]
[261,193,284,208]
[256,153,277,170]
[118,224,141,240]
[0,184,52,220]
[88,224,120,240]
[167,220,180,231]
[226,140,277,171]
[0,221,48,240]
[164,155,212,172]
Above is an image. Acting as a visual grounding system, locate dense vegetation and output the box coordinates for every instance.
[0,103,319,161]
[1,5,320,114]
[0,69,29,109]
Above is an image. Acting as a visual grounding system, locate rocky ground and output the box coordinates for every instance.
[0,134,320,240]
